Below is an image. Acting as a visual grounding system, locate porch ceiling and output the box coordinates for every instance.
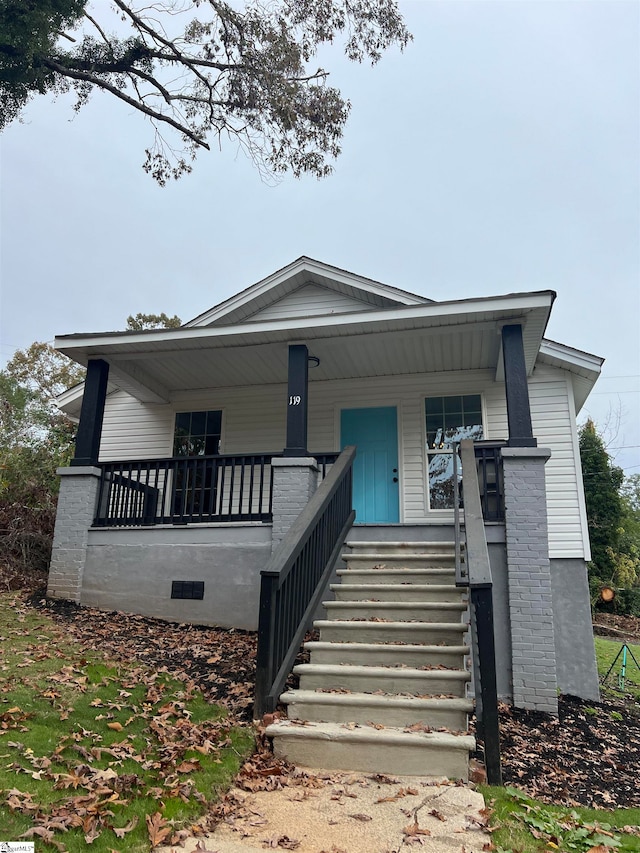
[56,293,554,402]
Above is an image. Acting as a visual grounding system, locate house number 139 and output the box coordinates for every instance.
[289,395,302,406]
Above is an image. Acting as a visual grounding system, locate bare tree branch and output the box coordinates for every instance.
[43,57,210,150]
[83,12,113,53]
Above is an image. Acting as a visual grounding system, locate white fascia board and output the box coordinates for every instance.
[539,339,604,376]
[55,380,118,420]
[57,291,556,357]
[184,256,428,327]
[56,382,85,409]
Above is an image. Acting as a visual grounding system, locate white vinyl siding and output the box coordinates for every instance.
[528,365,589,559]
[98,363,588,559]
[99,391,174,460]
[245,283,377,323]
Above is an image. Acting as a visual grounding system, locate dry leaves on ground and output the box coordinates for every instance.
[20,584,640,814]
[497,693,640,808]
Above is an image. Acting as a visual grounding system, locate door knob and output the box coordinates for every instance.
[393,476,398,482]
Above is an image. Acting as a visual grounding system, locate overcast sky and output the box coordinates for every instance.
[0,0,638,473]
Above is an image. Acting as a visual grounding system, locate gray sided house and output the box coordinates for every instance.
[50,257,603,715]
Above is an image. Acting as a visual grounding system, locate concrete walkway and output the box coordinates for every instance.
[157,771,490,853]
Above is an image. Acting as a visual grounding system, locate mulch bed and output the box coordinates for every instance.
[8,571,640,810]
[498,694,640,809]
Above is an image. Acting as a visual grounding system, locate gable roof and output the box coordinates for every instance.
[184,256,431,327]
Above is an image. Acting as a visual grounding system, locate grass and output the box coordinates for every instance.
[0,593,255,851]
[478,634,640,851]
[482,786,640,852]
[594,636,640,703]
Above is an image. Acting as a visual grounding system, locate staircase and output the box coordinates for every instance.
[265,541,476,779]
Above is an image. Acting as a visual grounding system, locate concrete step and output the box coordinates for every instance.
[266,720,475,778]
[279,689,473,729]
[336,567,456,585]
[330,583,464,602]
[314,619,468,645]
[343,553,457,570]
[272,538,473,780]
[323,600,467,622]
[345,541,457,554]
[294,663,471,696]
[304,640,469,668]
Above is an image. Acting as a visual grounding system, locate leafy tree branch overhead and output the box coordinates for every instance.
[0,0,411,185]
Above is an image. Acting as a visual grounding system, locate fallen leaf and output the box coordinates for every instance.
[263,835,300,849]
[403,820,431,837]
[113,816,139,839]
[146,811,172,846]
[429,808,447,821]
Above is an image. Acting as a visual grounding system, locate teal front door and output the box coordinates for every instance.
[341,406,400,523]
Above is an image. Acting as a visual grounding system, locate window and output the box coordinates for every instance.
[173,410,222,457]
[172,410,222,517]
[425,395,483,510]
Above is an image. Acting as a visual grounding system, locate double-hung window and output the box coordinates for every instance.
[172,410,222,518]
[425,395,483,509]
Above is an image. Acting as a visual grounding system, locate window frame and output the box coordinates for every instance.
[424,393,485,513]
[172,408,224,458]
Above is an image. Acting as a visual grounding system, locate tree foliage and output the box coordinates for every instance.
[619,473,640,588]
[579,418,639,594]
[126,312,182,330]
[0,343,84,574]
[0,0,411,184]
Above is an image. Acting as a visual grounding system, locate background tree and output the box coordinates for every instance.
[618,474,640,589]
[0,0,411,185]
[0,321,180,577]
[126,312,182,331]
[579,418,625,587]
[0,343,84,575]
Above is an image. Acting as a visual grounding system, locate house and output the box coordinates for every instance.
[49,256,603,719]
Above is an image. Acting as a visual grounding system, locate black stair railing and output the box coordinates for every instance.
[254,446,356,719]
[458,439,502,785]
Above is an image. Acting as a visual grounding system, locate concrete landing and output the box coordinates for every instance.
[156,771,490,853]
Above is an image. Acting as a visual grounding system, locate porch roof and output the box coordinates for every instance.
[56,291,556,404]
[538,339,604,412]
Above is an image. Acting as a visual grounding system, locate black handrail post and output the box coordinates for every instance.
[472,585,502,785]
[255,572,278,719]
[142,488,158,525]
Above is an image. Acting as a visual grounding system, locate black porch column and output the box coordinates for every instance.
[502,324,536,448]
[71,358,110,466]
[284,344,309,456]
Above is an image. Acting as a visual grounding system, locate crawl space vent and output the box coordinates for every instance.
[171,581,205,600]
